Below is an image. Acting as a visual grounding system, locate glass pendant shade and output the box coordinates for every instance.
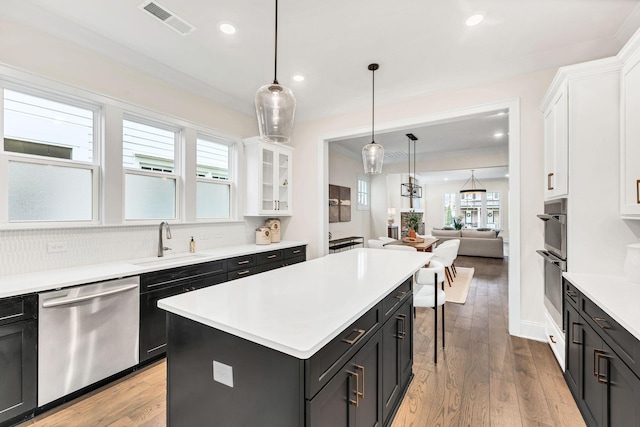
[362,141,384,174]
[255,82,296,144]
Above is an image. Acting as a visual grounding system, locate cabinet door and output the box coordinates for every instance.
[260,145,277,213]
[0,320,37,424]
[139,284,186,362]
[621,53,640,218]
[544,87,569,199]
[276,148,292,214]
[580,323,605,427]
[565,303,581,397]
[398,299,413,389]
[354,332,382,427]
[307,361,357,427]
[606,342,640,427]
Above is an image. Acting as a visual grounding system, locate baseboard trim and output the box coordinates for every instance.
[516,320,546,342]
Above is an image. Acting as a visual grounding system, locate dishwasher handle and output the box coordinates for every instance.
[42,283,139,308]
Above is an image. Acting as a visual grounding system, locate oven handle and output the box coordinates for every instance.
[536,250,567,271]
[536,214,567,224]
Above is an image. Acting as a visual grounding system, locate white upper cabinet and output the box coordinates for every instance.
[620,32,640,219]
[542,85,569,199]
[243,137,293,216]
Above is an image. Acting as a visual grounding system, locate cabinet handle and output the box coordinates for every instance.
[237,260,250,265]
[394,291,407,300]
[549,335,556,344]
[637,179,640,204]
[571,322,581,345]
[237,270,251,276]
[276,200,280,210]
[594,350,609,384]
[342,328,366,345]
[355,364,365,399]
[566,290,578,298]
[292,250,301,254]
[593,317,611,329]
[547,173,554,190]
[348,371,360,406]
[397,314,407,339]
[267,254,277,259]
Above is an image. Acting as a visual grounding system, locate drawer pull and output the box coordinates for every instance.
[292,250,301,254]
[566,290,578,298]
[594,350,609,384]
[237,270,251,276]
[397,314,407,339]
[355,364,365,399]
[549,335,556,344]
[547,172,554,190]
[571,322,581,345]
[267,254,277,259]
[348,371,359,406]
[237,260,250,265]
[394,291,407,300]
[342,328,366,345]
[593,317,611,329]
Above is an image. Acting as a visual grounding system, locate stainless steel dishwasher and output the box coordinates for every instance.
[38,276,140,406]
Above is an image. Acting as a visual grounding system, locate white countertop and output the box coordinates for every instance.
[0,241,306,299]
[564,272,640,341]
[158,248,431,359]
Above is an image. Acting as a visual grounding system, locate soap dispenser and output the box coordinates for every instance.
[189,236,196,253]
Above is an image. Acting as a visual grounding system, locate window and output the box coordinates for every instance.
[123,118,178,220]
[196,135,231,219]
[357,175,370,211]
[443,193,457,227]
[3,88,98,222]
[443,192,501,229]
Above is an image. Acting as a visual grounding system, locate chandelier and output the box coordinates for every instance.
[400,133,422,198]
[460,169,486,194]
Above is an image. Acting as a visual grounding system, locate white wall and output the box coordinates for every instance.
[328,148,371,242]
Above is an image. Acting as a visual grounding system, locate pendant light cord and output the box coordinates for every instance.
[273,0,279,84]
[371,67,375,143]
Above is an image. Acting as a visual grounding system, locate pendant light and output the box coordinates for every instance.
[362,63,384,174]
[401,133,422,198]
[460,169,487,194]
[255,0,296,144]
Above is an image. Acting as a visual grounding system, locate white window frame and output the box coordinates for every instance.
[0,83,101,226]
[356,174,370,211]
[195,133,234,220]
[122,114,182,223]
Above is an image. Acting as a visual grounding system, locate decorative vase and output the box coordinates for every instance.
[624,243,640,284]
[409,229,416,239]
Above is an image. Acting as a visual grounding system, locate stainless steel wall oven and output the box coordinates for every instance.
[537,198,567,331]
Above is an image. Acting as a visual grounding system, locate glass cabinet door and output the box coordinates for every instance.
[277,151,290,212]
[262,147,275,211]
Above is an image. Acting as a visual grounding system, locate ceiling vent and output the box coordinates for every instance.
[139,1,195,36]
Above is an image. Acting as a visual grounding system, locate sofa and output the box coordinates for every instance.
[431,229,504,258]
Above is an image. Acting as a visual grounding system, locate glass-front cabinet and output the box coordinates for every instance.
[244,137,293,216]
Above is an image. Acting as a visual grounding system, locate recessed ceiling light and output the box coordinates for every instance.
[505,173,509,177]
[466,14,484,26]
[219,22,236,35]
[292,74,305,82]
[494,132,504,138]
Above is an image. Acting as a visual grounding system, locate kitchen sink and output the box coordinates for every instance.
[132,252,210,267]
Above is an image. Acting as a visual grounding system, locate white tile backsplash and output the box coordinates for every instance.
[0,221,260,276]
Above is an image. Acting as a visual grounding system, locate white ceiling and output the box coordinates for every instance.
[1,0,639,123]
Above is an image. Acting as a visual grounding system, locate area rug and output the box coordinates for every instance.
[445,267,474,304]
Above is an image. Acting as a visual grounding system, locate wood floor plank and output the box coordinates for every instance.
[22,255,587,427]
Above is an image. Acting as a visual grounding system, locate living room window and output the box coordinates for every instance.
[443,192,501,229]
[357,175,370,211]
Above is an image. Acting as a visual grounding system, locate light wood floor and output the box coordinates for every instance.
[22,256,585,427]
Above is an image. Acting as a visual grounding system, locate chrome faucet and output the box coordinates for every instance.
[158,221,172,257]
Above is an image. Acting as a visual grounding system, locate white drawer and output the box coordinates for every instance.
[544,309,565,370]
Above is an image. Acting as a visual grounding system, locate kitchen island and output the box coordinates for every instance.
[158,248,431,427]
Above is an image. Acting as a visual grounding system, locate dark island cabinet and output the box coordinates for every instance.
[166,277,412,427]
[382,297,413,424]
[0,294,37,427]
[564,278,640,427]
[307,332,383,427]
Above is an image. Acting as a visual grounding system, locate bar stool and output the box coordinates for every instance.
[413,260,446,364]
